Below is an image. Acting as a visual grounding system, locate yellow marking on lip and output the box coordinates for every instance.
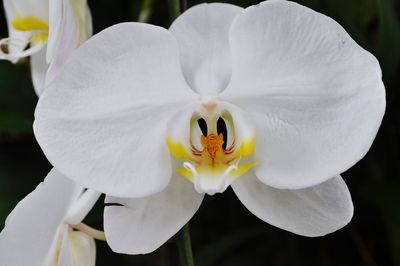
[31,32,48,45]
[232,135,255,158]
[12,15,49,31]
[166,137,194,160]
[167,131,256,182]
[176,167,194,181]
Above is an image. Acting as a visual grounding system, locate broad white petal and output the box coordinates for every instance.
[104,176,204,254]
[0,169,81,266]
[232,174,353,236]
[68,231,96,266]
[169,3,242,96]
[31,46,49,96]
[34,23,197,197]
[222,1,385,189]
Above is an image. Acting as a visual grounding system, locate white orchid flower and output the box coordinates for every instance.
[33,1,385,254]
[0,169,103,266]
[0,0,92,95]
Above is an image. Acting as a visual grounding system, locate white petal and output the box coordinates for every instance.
[0,169,81,266]
[169,3,242,96]
[70,0,91,43]
[46,0,63,63]
[84,6,93,38]
[46,0,91,83]
[104,176,204,254]
[57,226,71,266]
[34,23,197,197]
[3,0,17,26]
[56,228,96,266]
[231,174,353,236]
[30,46,49,96]
[64,189,101,225]
[221,1,385,189]
[68,231,96,266]
[10,0,49,21]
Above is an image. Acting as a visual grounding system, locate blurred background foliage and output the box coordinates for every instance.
[0,0,399,265]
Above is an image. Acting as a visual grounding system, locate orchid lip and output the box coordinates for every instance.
[0,37,44,60]
[183,161,238,195]
[167,103,256,195]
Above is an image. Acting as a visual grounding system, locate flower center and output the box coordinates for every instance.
[195,133,226,165]
[0,14,49,61]
[167,103,255,195]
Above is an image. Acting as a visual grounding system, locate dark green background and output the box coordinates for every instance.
[0,0,399,265]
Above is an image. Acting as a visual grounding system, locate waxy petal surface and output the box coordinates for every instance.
[57,226,72,266]
[170,3,242,96]
[6,0,49,21]
[34,23,197,197]
[56,227,96,266]
[68,231,96,266]
[30,46,48,96]
[64,189,101,225]
[232,174,353,236]
[0,169,81,266]
[46,0,63,62]
[47,0,92,82]
[222,1,385,189]
[104,176,203,254]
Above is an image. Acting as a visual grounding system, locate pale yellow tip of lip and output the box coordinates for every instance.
[176,167,194,181]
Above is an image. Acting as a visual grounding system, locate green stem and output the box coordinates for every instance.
[167,0,181,22]
[177,224,195,266]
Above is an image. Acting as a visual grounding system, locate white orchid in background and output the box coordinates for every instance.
[34,0,385,254]
[0,0,92,95]
[0,169,103,266]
